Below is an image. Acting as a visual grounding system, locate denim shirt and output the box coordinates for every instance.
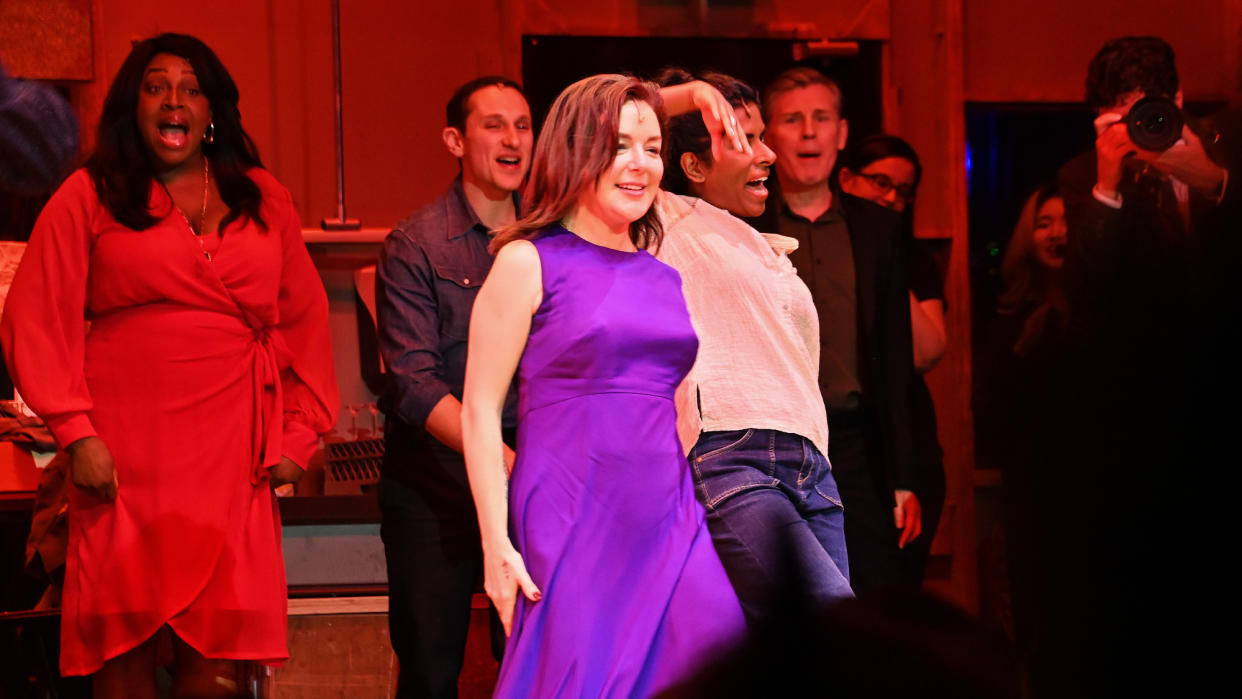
[377,178,518,485]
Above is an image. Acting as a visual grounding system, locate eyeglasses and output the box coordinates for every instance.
[855,171,916,201]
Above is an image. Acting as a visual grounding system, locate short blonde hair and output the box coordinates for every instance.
[762,67,843,120]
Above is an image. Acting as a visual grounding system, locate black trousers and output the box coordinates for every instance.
[379,475,504,699]
[827,413,902,593]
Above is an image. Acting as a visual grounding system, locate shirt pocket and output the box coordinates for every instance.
[431,261,484,341]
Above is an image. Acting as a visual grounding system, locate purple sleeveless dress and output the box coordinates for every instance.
[495,228,745,698]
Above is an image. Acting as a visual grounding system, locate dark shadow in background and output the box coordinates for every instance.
[965,103,1093,397]
[966,98,1229,467]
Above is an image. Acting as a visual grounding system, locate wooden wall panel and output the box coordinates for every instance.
[963,0,1241,103]
[0,0,93,81]
[888,0,977,612]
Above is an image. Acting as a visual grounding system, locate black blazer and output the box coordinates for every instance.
[747,188,917,492]
[1056,126,1238,354]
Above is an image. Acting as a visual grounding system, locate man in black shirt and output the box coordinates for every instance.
[746,67,917,593]
[377,76,531,699]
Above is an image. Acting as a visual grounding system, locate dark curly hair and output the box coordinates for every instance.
[1085,36,1179,111]
[86,33,265,233]
[656,68,760,195]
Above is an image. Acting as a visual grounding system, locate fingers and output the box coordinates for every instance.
[894,491,922,548]
[723,105,750,155]
[485,546,541,638]
[898,511,922,549]
[493,586,515,637]
[709,112,726,164]
[513,562,543,603]
[1094,112,1123,136]
[703,95,750,163]
[895,506,912,548]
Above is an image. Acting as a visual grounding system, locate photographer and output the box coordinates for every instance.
[1039,36,1238,698]
[1059,37,1231,315]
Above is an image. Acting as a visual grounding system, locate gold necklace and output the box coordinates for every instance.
[197,155,208,234]
[174,157,212,261]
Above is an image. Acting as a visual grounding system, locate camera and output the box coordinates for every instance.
[1126,96,1184,152]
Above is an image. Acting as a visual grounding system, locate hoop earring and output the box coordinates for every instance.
[203,122,215,145]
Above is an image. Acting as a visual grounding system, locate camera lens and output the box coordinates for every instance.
[1126,96,1183,152]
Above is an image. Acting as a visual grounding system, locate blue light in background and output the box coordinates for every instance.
[964,141,973,197]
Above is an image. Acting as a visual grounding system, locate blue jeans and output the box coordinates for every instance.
[689,429,853,625]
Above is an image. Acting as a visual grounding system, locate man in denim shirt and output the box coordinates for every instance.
[377,76,531,699]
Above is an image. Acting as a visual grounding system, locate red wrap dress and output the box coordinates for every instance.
[0,168,339,676]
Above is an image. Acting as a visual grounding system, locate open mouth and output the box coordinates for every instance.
[617,183,646,195]
[157,122,189,149]
[744,175,768,197]
[496,156,522,169]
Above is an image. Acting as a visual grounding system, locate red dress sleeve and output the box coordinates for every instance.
[1,171,98,448]
[272,185,339,468]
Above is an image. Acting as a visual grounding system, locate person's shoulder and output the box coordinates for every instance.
[244,168,301,229]
[388,185,461,247]
[839,191,902,232]
[491,238,541,279]
[246,167,290,198]
[43,168,97,209]
[654,189,694,220]
[1057,150,1096,191]
[56,168,94,196]
[667,192,758,237]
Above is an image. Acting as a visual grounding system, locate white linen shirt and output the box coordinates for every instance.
[655,192,829,459]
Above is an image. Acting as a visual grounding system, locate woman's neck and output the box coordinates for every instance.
[156,152,207,185]
[562,204,636,252]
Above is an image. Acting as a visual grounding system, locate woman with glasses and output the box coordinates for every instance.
[837,135,946,586]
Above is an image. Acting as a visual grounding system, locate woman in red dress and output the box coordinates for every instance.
[0,33,338,697]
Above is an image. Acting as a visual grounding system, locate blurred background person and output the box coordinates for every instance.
[0,33,338,698]
[0,60,78,196]
[838,134,945,588]
[1049,35,1236,695]
[972,185,1068,675]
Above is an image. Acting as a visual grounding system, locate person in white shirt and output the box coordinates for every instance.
[654,69,853,625]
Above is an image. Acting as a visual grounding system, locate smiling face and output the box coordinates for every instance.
[689,103,776,218]
[764,83,848,191]
[136,53,212,174]
[1032,196,1068,270]
[839,156,918,213]
[575,100,663,237]
[448,85,533,199]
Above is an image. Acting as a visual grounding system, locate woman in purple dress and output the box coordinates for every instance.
[461,74,745,697]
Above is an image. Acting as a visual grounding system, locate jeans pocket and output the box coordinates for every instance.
[691,430,780,509]
[813,466,845,509]
[690,429,754,464]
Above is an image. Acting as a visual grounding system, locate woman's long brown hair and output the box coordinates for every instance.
[490,74,666,253]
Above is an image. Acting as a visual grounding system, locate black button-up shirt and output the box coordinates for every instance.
[776,195,863,413]
[376,178,518,489]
